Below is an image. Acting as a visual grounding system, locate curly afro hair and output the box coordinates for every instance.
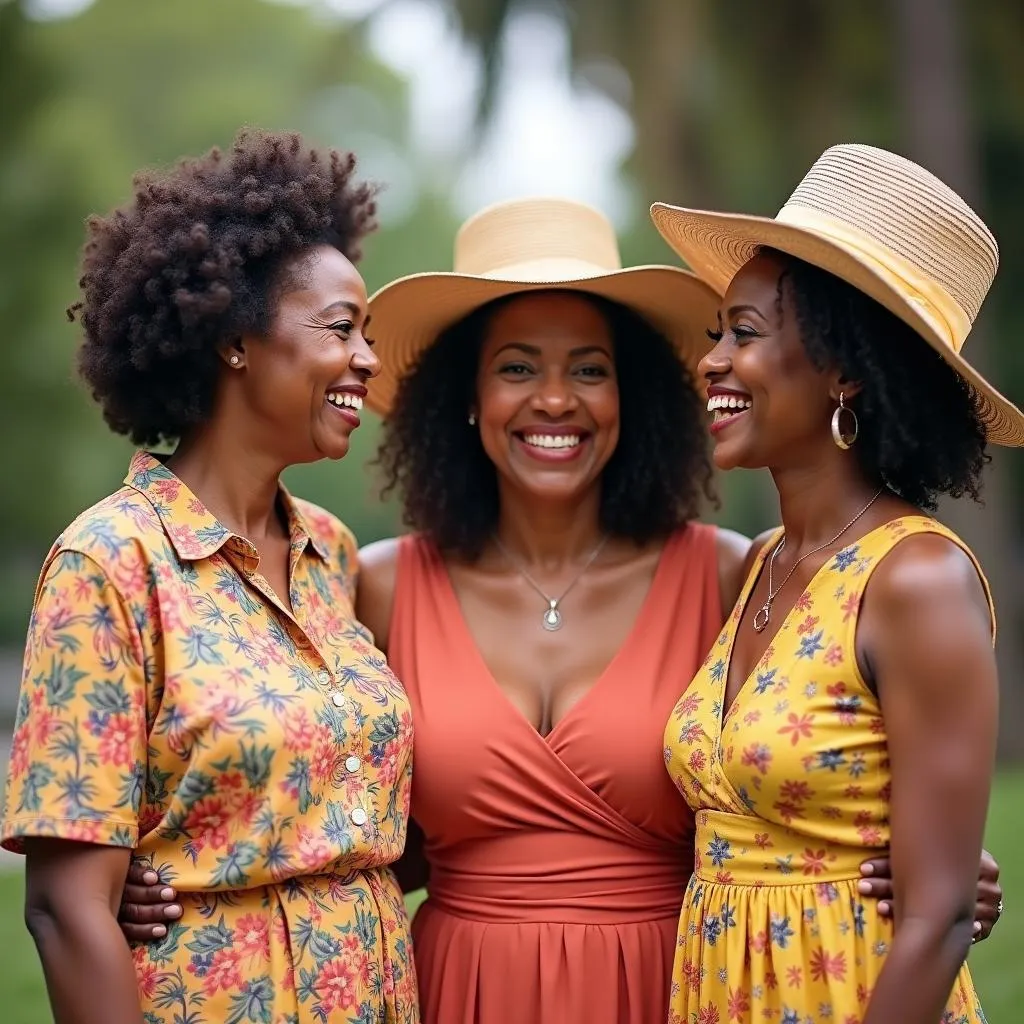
[765,247,989,510]
[72,128,379,445]
[375,291,716,560]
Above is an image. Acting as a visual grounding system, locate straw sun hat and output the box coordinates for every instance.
[650,143,1024,446]
[364,197,720,416]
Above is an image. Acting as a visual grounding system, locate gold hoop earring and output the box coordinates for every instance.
[831,392,858,449]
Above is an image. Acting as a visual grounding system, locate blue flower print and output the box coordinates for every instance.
[754,668,778,695]
[707,833,734,868]
[833,545,860,571]
[703,915,722,946]
[796,630,825,660]
[770,914,795,949]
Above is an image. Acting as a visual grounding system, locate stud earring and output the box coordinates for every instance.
[468,412,477,426]
[229,354,240,366]
[831,391,858,449]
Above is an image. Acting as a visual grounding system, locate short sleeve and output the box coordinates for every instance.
[1,549,148,852]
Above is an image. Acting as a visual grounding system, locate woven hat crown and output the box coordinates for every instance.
[452,197,623,277]
[784,144,998,322]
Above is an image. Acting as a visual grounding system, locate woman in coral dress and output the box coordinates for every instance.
[656,144,1018,1022]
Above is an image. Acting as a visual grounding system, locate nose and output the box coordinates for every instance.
[351,331,381,380]
[531,367,578,416]
[697,337,730,382]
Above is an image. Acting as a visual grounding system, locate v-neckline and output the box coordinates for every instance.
[434,532,679,746]
[716,522,888,734]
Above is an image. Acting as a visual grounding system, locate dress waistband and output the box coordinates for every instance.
[693,809,873,887]
[426,857,692,924]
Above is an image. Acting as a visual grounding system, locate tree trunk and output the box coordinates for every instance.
[892,0,1024,760]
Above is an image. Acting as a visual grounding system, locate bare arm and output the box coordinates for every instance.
[355,537,401,656]
[25,839,143,1024]
[859,535,997,1024]
[713,527,752,622]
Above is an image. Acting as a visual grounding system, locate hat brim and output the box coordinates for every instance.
[650,202,1024,447]
[364,266,721,416]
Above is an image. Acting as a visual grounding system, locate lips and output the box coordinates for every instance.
[512,427,591,462]
[705,387,752,434]
[325,386,367,428]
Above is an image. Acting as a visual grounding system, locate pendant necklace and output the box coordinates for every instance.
[494,533,610,631]
[753,488,884,633]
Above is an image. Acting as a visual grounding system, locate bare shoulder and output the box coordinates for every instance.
[713,527,753,614]
[867,530,991,628]
[355,537,403,655]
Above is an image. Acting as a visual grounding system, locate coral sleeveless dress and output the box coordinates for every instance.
[389,525,722,1024]
[663,516,991,1023]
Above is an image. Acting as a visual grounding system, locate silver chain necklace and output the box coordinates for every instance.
[494,533,610,631]
[752,488,884,633]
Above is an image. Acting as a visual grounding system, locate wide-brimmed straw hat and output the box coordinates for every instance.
[650,143,1024,446]
[365,196,720,415]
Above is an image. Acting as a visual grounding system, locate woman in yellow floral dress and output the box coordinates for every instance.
[654,145,1021,1023]
[1,130,418,1024]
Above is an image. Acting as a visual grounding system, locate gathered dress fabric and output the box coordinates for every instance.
[663,516,991,1024]
[2,452,418,1024]
[388,524,721,1024]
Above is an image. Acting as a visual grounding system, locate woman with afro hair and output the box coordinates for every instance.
[1,129,419,1024]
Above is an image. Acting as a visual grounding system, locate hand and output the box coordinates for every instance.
[857,848,1003,943]
[118,858,182,942]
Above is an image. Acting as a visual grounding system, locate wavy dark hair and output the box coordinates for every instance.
[375,290,716,559]
[72,128,378,445]
[765,247,988,510]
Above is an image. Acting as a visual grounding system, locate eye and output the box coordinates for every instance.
[706,328,723,342]
[575,364,610,379]
[732,325,760,344]
[498,361,533,376]
[329,320,355,337]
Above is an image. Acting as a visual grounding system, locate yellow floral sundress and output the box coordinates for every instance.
[663,516,990,1024]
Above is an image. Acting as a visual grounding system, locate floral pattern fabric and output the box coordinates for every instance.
[2,451,418,1024]
[663,516,990,1024]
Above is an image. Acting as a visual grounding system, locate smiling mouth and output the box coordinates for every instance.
[707,393,752,426]
[519,432,582,450]
[326,391,363,411]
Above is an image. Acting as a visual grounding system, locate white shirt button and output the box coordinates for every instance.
[350,807,368,826]
[345,755,361,773]
[331,692,346,708]
[317,668,331,684]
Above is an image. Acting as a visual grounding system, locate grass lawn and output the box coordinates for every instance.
[1,771,1020,1021]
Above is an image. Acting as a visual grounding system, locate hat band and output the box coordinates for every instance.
[469,256,621,283]
[775,205,972,353]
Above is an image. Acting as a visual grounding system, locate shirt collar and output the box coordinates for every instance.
[124,451,329,563]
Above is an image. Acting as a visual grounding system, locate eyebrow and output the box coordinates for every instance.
[493,342,612,358]
[725,304,766,319]
[319,300,362,319]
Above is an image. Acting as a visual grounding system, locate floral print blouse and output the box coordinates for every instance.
[1,451,418,1024]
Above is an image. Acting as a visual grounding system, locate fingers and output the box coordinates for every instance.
[859,857,891,878]
[123,882,178,906]
[978,848,1000,882]
[856,876,894,902]
[127,860,159,886]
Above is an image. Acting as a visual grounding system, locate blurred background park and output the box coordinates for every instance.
[0,0,1022,1016]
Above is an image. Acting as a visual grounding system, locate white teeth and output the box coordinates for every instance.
[522,433,581,449]
[706,394,752,413]
[327,392,363,410]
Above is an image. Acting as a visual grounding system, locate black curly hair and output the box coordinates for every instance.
[375,290,716,560]
[764,247,989,510]
[71,128,379,445]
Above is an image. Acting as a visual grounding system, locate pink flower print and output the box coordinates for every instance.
[688,749,707,773]
[754,832,773,850]
[796,615,820,635]
[800,848,833,876]
[786,965,803,988]
[184,795,231,850]
[795,592,813,613]
[198,948,243,995]
[810,947,848,982]
[841,590,861,622]
[824,643,844,666]
[780,780,814,804]
[727,987,751,1022]
[749,930,768,954]
[97,712,139,768]
[675,693,703,717]
[742,709,762,726]
[741,743,773,775]
[235,913,271,962]
[283,706,315,751]
[696,1005,721,1024]
[778,712,815,745]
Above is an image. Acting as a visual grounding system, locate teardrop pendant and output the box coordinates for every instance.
[752,602,771,633]
[542,601,563,631]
